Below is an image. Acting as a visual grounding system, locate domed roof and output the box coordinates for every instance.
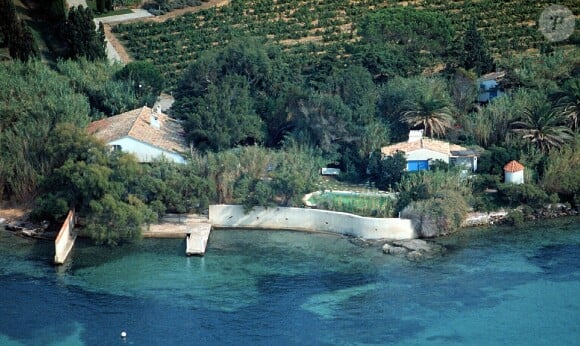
[503,160,525,172]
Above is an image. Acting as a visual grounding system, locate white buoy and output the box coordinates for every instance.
[121,331,127,339]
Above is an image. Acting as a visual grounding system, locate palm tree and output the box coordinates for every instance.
[400,90,454,138]
[551,79,579,131]
[511,102,574,153]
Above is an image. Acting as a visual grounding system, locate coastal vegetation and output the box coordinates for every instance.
[1,0,579,245]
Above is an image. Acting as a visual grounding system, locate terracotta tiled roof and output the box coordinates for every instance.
[503,160,525,172]
[87,106,188,154]
[381,138,474,157]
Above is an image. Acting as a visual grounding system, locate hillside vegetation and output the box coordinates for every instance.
[113,0,580,85]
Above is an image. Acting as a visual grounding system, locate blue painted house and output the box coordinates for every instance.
[478,71,505,103]
[381,131,478,172]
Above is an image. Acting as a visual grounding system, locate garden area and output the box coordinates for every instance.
[306,190,396,218]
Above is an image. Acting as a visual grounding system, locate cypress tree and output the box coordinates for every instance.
[1,0,38,61]
[9,20,39,61]
[0,0,18,46]
[65,6,106,61]
[462,18,495,76]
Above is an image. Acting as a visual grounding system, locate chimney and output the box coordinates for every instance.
[408,130,423,142]
[150,108,160,129]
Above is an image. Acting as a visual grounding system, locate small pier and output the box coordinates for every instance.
[186,224,211,256]
[144,214,211,256]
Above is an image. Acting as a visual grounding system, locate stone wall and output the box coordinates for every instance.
[209,205,416,240]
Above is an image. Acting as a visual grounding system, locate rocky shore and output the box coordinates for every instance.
[382,239,445,261]
[463,204,578,227]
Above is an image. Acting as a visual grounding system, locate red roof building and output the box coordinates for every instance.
[503,160,525,173]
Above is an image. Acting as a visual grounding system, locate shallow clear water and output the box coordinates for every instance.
[1,218,579,345]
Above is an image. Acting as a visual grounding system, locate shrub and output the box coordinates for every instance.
[472,174,501,192]
[400,190,469,238]
[505,209,524,227]
[497,183,558,208]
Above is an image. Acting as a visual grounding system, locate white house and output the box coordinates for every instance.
[87,106,188,164]
[381,130,478,172]
[504,160,525,184]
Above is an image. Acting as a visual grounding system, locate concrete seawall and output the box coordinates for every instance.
[209,205,416,240]
[54,209,77,264]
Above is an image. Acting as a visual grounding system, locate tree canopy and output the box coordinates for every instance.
[63,6,106,61]
[461,18,496,76]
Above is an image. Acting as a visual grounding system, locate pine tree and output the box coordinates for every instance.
[462,18,495,76]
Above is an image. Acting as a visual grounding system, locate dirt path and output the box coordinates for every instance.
[102,23,133,63]
[145,0,230,23]
[0,206,31,223]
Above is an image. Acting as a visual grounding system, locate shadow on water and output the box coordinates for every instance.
[1,218,579,345]
[528,244,580,280]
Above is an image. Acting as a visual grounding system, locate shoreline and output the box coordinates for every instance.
[1,204,578,243]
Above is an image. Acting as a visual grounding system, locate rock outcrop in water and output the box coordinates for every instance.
[383,239,445,261]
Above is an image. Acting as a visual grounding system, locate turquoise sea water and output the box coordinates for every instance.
[0,218,579,345]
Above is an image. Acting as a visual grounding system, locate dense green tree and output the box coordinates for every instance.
[541,138,580,206]
[368,151,407,191]
[115,60,165,104]
[477,144,521,176]
[64,6,106,61]
[0,61,90,202]
[0,0,18,46]
[85,194,155,246]
[449,68,478,115]
[511,102,574,153]
[33,131,157,245]
[174,38,296,148]
[461,18,495,76]
[43,0,67,20]
[355,7,454,78]
[57,59,145,116]
[290,92,354,161]
[0,0,38,61]
[551,78,580,131]
[97,0,105,13]
[8,21,38,61]
[183,74,265,151]
[322,65,377,125]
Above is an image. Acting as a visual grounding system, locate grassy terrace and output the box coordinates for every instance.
[306,177,396,218]
[112,0,580,86]
[307,190,396,218]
